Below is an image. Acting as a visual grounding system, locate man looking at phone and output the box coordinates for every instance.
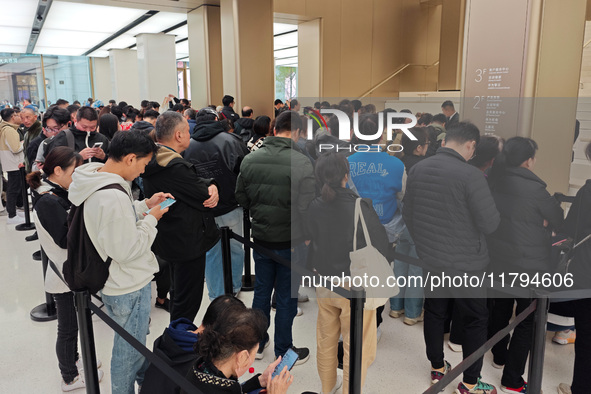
[44,106,110,163]
[142,111,220,322]
[68,130,171,394]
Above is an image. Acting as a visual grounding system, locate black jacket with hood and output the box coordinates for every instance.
[183,121,249,217]
[44,125,110,163]
[234,117,254,143]
[142,146,219,263]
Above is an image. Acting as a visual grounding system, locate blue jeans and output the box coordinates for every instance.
[205,208,245,300]
[102,283,151,394]
[389,228,424,319]
[252,247,298,358]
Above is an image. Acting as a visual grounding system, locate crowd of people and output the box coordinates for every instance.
[1,94,589,394]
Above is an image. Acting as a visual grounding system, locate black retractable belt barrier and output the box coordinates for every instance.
[15,166,35,231]
[29,248,57,322]
[241,208,255,291]
[220,227,234,295]
[349,287,366,394]
[75,290,205,394]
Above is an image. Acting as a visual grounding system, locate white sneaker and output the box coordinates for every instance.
[558,383,572,394]
[324,375,343,394]
[448,341,462,353]
[16,211,25,217]
[6,215,25,225]
[389,309,404,318]
[76,358,102,370]
[376,327,382,343]
[296,307,303,317]
[61,370,104,392]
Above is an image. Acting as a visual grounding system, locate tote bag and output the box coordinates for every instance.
[349,198,399,310]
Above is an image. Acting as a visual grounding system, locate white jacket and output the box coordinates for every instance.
[32,181,70,294]
[68,163,159,296]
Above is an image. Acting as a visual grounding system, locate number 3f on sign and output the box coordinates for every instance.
[475,68,487,83]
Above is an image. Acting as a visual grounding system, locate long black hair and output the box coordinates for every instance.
[315,152,350,202]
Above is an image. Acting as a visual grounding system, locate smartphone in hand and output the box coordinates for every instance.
[272,348,298,377]
[144,198,176,215]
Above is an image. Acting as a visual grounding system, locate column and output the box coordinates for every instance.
[108,49,141,106]
[136,33,178,103]
[298,19,321,100]
[461,0,586,193]
[220,0,274,117]
[188,5,223,109]
[92,57,111,102]
[438,0,466,91]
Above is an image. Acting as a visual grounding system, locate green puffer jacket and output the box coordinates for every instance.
[235,136,315,246]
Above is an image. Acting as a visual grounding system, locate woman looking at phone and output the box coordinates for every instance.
[27,146,104,391]
[183,305,293,394]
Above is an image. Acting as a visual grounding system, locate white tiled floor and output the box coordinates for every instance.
[0,213,577,393]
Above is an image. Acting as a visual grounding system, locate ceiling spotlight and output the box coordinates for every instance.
[37,14,43,21]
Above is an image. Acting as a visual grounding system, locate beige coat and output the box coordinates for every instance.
[0,120,24,172]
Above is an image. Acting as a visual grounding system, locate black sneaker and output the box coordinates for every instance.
[291,346,310,366]
[32,250,41,261]
[25,232,38,242]
[155,298,170,312]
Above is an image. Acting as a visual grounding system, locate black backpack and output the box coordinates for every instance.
[63,183,127,293]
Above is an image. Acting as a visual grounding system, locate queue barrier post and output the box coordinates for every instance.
[241,208,254,291]
[29,248,57,322]
[349,286,365,394]
[74,290,101,394]
[528,290,549,394]
[15,166,35,231]
[220,226,234,295]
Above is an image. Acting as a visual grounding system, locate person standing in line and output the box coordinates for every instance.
[403,122,500,394]
[235,110,315,364]
[141,111,220,322]
[0,108,25,224]
[487,137,563,393]
[68,130,171,394]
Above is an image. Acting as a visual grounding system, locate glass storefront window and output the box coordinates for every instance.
[0,53,92,112]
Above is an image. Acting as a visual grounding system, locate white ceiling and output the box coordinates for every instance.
[0,0,189,59]
[0,1,297,65]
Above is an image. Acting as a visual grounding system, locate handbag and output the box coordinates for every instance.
[349,198,399,310]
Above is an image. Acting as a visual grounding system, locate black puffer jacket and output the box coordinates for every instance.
[142,146,219,262]
[562,180,591,290]
[403,147,500,272]
[183,121,249,217]
[487,167,563,274]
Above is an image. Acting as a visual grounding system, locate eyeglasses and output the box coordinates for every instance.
[44,126,62,133]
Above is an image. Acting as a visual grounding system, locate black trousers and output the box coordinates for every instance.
[572,298,591,394]
[169,256,206,322]
[154,255,171,300]
[489,298,534,388]
[423,286,488,385]
[53,292,79,383]
[6,170,22,217]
